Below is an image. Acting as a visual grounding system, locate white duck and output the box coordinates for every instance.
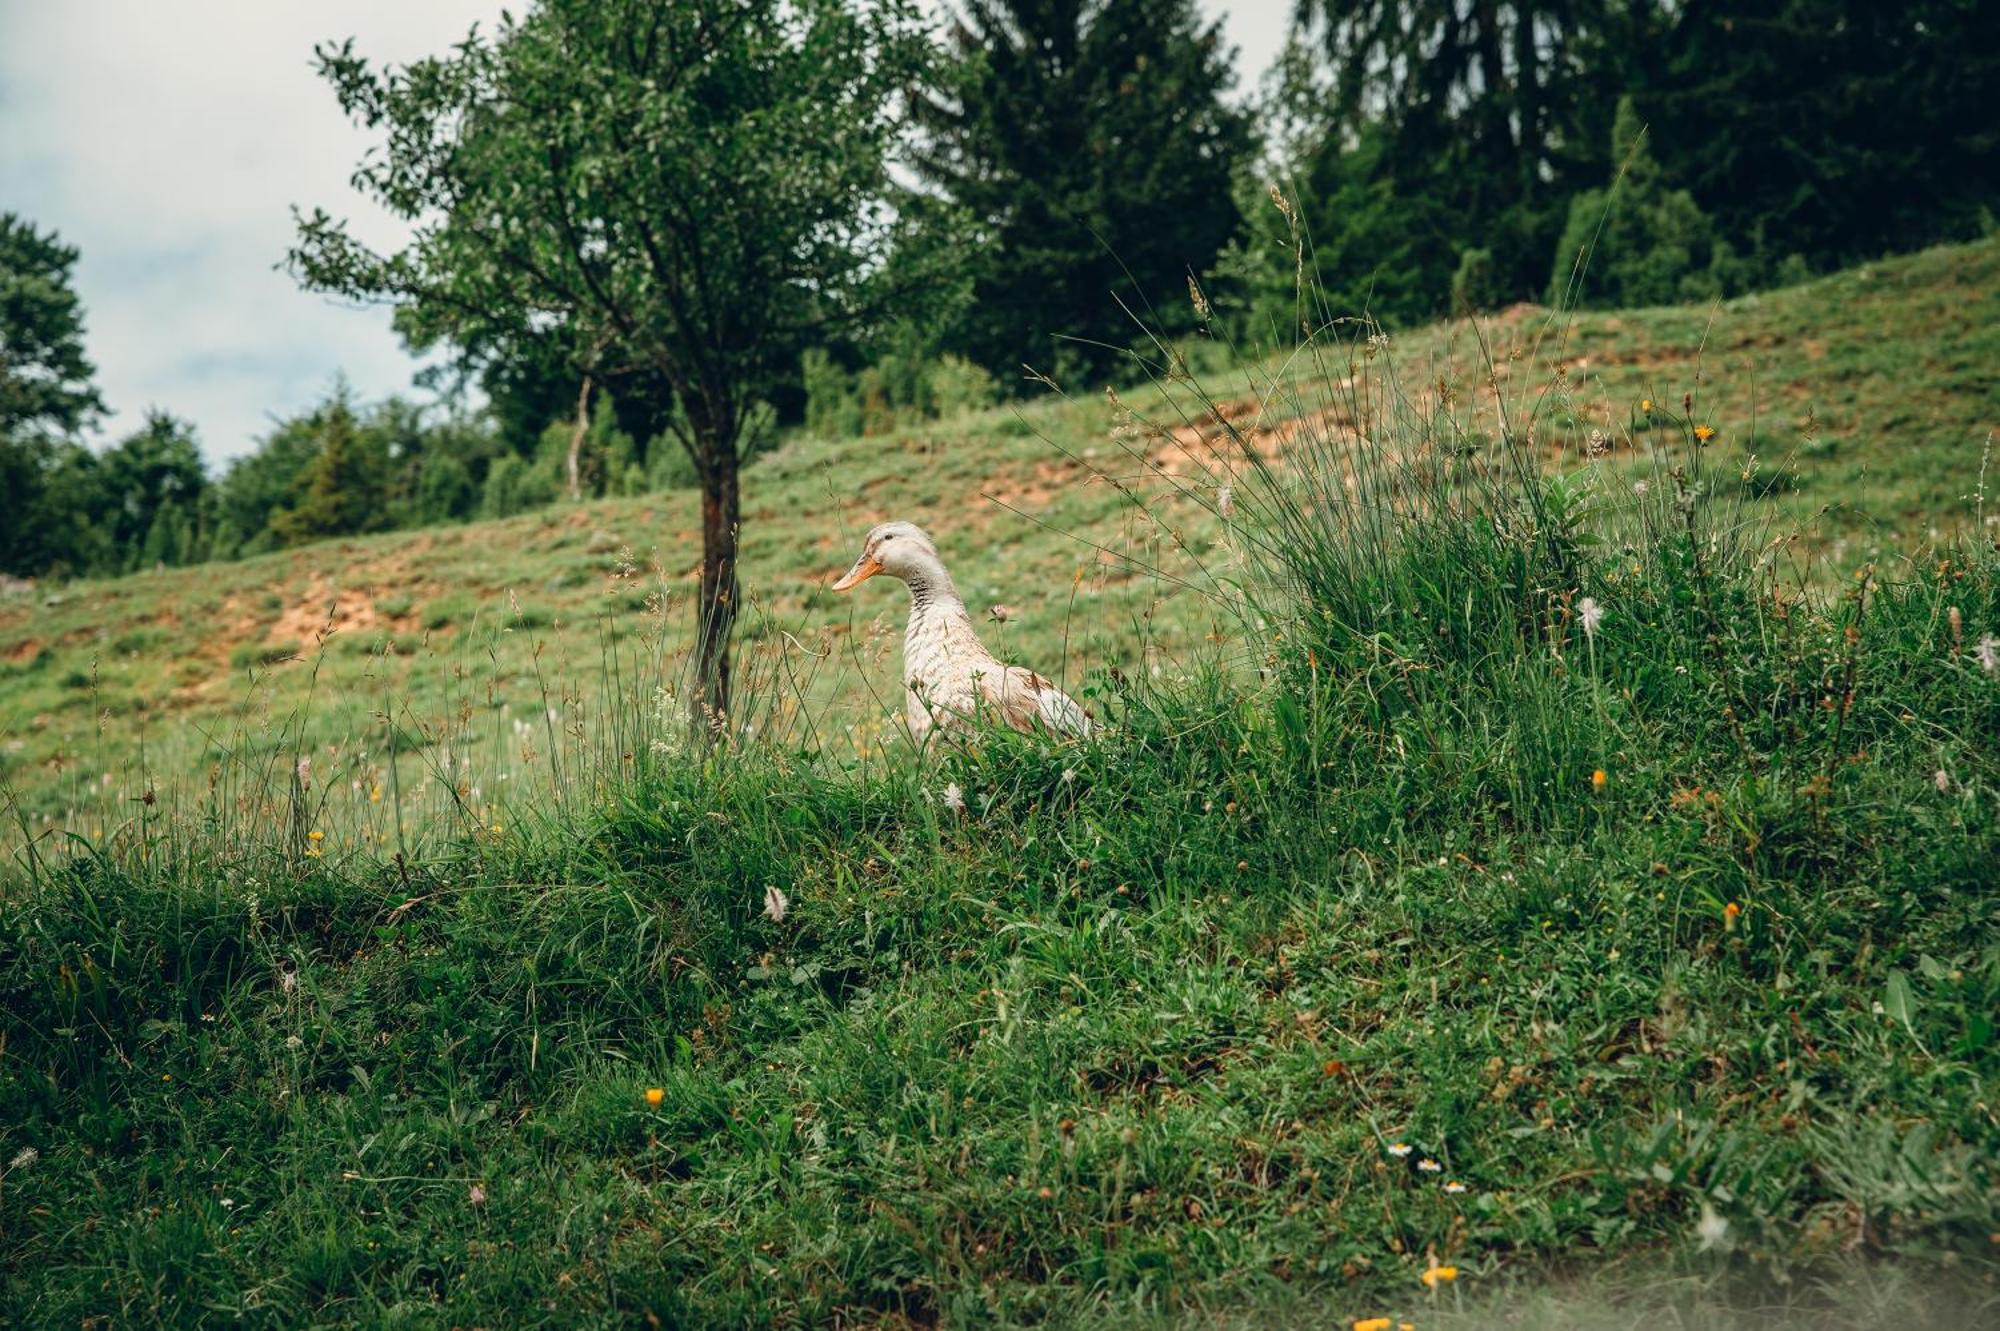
[830,521,1091,744]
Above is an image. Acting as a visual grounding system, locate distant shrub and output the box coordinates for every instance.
[1451,246,1503,313]
[481,454,558,519]
[801,347,996,438]
[926,355,997,418]
[1552,98,1731,308]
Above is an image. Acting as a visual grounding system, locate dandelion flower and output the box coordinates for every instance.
[644,1087,665,1108]
[308,830,324,843]
[942,782,966,814]
[1577,596,1604,642]
[1591,768,1608,792]
[1421,1265,1459,1288]
[1353,1320,1393,1331]
[1977,634,1999,675]
[1387,1142,1413,1158]
[1693,424,1717,444]
[1723,901,1741,930]
[763,885,789,925]
[1640,398,1654,414]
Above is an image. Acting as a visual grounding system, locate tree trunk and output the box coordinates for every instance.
[566,374,592,502]
[694,446,741,732]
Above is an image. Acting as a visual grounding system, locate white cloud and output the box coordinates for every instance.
[1,1,1290,466]
[0,0,504,462]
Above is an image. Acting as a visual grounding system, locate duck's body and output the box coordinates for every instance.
[832,521,1091,743]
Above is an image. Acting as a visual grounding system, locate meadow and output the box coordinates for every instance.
[1,239,1997,1326]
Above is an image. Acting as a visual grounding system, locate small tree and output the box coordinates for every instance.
[1550,98,1725,309]
[290,0,933,723]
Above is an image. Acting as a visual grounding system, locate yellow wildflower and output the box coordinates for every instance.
[1694,424,1717,444]
[1354,1319,1393,1331]
[1421,1265,1459,1288]
[1723,901,1741,930]
[307,829,324,842]
[1640,398,1654,413]
[644,1087,665,1108]
[1591,768,1608,792]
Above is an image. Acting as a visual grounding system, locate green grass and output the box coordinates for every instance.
[1,237,1996,840]
[2,245,1998,1326]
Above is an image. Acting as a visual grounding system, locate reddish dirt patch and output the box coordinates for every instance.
[979,457,1088,511]
[263,574,421,649]
[6,637,42,664]
[1149,403,1353,478]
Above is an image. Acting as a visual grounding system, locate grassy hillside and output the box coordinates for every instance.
[1,243,1997,1325]
[3,238,1998,843]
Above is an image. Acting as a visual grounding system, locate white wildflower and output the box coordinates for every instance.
[1444,1180,1468,1195]
[294,757,311,787]
[942,782,966,814]
[468,1183,487,1206]
[1934,769,1950,793]
[220,1197,235,1209]
[1061,768,1076,784]
[1217,485,1235,520]
[1417,1157,1443,1174]
[9,1146,38,1171]
[1977,634,1999,675]
[1632,480,1649,496]
[1577,596,1604,642]
[1386,1142,1413,1159]
[1694,1203,1732,1253]
[762,885,789,925]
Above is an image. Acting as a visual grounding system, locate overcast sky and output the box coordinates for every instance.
[0,2,1293,465]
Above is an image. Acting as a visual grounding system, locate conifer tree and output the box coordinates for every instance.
[913,0,1252,384]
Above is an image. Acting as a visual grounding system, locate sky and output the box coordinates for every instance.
[0,2,1293,465]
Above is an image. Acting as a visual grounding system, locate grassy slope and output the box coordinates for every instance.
[2,238,1997,837]
[1,243,1998,1327]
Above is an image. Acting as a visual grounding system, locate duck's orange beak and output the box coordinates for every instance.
[830,554,882,592]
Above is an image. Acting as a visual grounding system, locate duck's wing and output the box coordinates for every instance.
[980,665,1093,737]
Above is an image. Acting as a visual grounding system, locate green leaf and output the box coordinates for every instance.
[1883,969,1916,1029]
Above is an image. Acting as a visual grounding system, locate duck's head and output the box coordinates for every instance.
[831,521,943,591]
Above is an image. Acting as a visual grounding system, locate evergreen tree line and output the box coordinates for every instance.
[5,0,1994,581]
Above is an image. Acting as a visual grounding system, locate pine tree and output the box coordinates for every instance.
[1292,0,1629,321]
[1550,97,1724,309]
[912,0,1253,384]
[269,399,390,545]
[1639,0,2000,272]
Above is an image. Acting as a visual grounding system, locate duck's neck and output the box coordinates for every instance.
[902,558,965,621]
